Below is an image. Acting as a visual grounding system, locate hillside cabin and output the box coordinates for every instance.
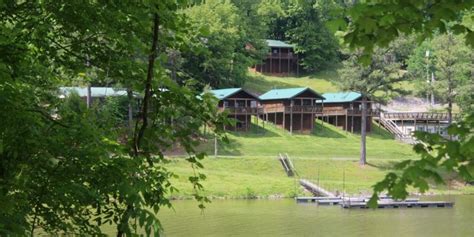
[209,88,262,131]
[259,87,325,133]
[253,39,299,76]
[318,92,375,133]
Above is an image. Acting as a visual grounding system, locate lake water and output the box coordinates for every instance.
[158,195,474,237]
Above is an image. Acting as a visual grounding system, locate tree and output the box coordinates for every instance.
[431,33,473,122]
[266,0,341,72]
[180,0,267,88]
[339,1,474,63]
[0,1,225,235]
[338,1,474,205]
[407,33,473,116]
[338,47,406,165]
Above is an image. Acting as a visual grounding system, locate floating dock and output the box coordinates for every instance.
[296,179,453,209]
[342,201,454,209]
[296,196,421,206]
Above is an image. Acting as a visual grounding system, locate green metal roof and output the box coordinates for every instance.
[209,88,245,100]
[266,39,294,48]
[321,92,362,103]
[259,87,324,100]
[60,87,128,98]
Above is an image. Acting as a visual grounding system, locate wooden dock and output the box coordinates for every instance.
[342,201,454,209]
[296,196,421,206]
[299,179,336,197]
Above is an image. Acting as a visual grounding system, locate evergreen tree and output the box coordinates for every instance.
[338,48,406,165]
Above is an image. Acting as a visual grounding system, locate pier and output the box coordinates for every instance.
[296,179,453,209]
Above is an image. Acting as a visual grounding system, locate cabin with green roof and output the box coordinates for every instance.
[253,39,299,76]
[208,88,262,131]
[317,92,375,133]
[259,87,325,133]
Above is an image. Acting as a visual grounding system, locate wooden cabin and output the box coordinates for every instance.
[259,87,325,133]
[318,92,374,133]
[209,88,262,131]
[253,40,299,76]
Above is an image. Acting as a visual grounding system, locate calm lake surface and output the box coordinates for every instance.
[158,195,474,237]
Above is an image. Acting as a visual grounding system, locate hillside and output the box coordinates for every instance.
[244,70,339,94]
[165,71,469,199]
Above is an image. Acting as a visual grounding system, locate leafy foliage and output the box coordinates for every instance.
[180,0,267,88]
[369,113,474,207]
[339,1,474,63]
[0,1,226,236]
[284,0,340,72]
[407,33,473,114]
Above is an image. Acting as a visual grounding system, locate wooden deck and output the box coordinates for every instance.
[382,112,457,121]
[323,109,378,116]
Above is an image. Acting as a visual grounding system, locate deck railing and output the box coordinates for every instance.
[382,112,457,121]
[220,107,263,114]
[267,52,297,59]
[284,105,323,113]
[322,108,379,116]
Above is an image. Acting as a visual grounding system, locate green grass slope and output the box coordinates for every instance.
[244,70,340,94]
[203,119,415,160]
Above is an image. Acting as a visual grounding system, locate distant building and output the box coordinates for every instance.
[59,87,130,103]
[253,39,299,76]
[208,88,262,131]
[259,87,324,133]
[375,112,455,143]
[317,92,375,133]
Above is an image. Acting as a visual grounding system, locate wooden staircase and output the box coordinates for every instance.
[278,153,297,177]
[374,116,416,144]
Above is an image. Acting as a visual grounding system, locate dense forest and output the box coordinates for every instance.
[0,0,473,235]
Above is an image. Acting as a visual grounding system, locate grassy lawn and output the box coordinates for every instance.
[244,69,416,96]
[244,70,340,94]
[165,119,472,198]
[202,118,416,160]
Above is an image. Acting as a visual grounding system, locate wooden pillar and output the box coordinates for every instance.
[336,114,338,129]
[279,48,282,74]
[270,55,272,73]
[245,109,248,132]
[311,99,314,131]
[401,119,404,134]
[345,113,348,132]
[296,55,299,77]
[414,119,417,132]
[234,99,237,132]
[287,54,290,76]
[351,115,354,133]
[290,99,293,134]
[275,111,277,126]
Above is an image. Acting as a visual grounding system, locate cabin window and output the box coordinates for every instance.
[302,99,311,106]
[223,101,229,108]
[273,49,278,54]
[250,100,257,108]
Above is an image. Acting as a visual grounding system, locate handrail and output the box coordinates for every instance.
[285,105,323,113]
[220,107,263,114]
[382,112,457,121]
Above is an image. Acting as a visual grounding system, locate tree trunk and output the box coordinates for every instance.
[359,95,367,166]
[127,87,133,137]
[117,12,160,237]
